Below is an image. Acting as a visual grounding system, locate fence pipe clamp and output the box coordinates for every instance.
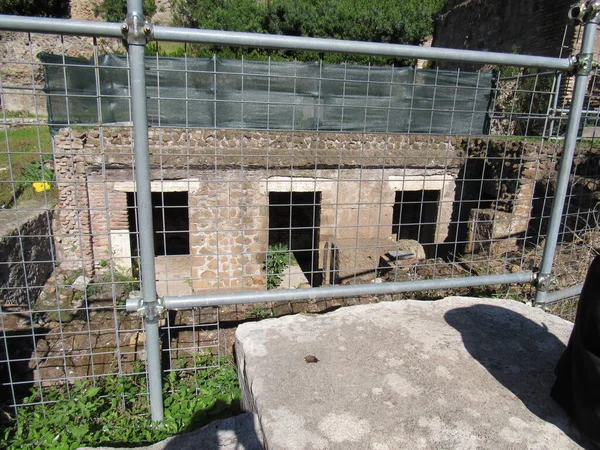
[131,296,165,321]
[121,11,153,45]
[535,273,557,292]
[568,0,600,21]
[569,52,598,75]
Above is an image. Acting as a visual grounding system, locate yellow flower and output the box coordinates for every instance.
[32,182,51,192]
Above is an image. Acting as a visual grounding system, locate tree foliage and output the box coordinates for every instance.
[0,0,69,17]
[94,0,157,23]
[171,0,445,64]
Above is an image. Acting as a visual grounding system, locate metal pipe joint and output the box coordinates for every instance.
[535,273,557,293]
[129,296,165,321]
[568,0,600,22]
[122,11,153,45]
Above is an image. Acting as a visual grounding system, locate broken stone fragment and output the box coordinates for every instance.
[71,275,91,292]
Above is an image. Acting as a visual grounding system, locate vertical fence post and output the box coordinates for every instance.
[125,0,164,421]
[535,4,599,304]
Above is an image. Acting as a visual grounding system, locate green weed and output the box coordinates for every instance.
[0,125,55,206]
[264,243,297,289]
[247,302,273,319]
[2,356,241,449]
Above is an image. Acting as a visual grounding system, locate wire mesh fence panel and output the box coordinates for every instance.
[0,33,224,436]
[1,8,599,442]
[551,67,600,295]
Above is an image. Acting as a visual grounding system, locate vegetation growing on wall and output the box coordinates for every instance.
[94,0,157,22]
[0,0,69,18]
[170,0,445,64]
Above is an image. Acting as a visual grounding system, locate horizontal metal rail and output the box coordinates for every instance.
[153,28,572,71]
[536,284,583,305]
[126,272,535,312]
[0,14,122,38]
[550,107,600,115]
[0,15,572,71]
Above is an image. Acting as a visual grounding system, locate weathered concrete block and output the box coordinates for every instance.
[236,297,587,449]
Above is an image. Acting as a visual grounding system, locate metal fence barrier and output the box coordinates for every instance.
[1,0,600,425]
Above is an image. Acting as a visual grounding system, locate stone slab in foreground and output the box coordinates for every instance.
[235,296,589,449]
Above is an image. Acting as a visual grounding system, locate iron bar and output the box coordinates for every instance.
[535,11,600,304]
[126,0,164,422]
[0,14,122,37]
[537,284,583,305]
[152,27,571,71]
[126,273,535,311]
[0,14,571,71]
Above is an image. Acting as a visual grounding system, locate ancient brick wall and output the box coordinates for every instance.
[53,127,563,291]
[54,129,94,274]
[53,128,464,290]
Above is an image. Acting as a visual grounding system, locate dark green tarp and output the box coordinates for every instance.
[39,53,492,134]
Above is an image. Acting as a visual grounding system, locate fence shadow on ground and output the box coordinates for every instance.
[444,304,596,449]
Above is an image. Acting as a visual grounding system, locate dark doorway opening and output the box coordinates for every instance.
[392,190,440,258]
[127,191,190,257]
[269,192,322,286]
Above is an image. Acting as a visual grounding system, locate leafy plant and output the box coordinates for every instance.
[0,0,68,17]
[2,355,241,450]
[91,267,141,301]
[94,0,157,22]
[248,302,273,319]
[16,160,55,190]
[265,243,296,289]
[172,0,445,65]
[0,126,55,207]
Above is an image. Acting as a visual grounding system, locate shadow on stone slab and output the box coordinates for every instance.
[78,411,263,450]
[444,304,596,449]
[162,409,263,450]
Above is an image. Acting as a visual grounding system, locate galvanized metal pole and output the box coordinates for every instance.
[535,6,600,304]
[126,272,535,312]
[125,0,164,421]
[0,15,572,72]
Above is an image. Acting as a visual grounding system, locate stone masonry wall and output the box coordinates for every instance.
[69,0,101,21]
[0,33,95,115]
[53,128,463,291]
[463,139,543,255]
[54,129,94,274]
[0,208,55,304]
[52,127,550,291]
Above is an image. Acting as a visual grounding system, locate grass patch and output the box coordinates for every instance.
[3,355,241,450]
[0,125,54,207]
[145,41,187,57]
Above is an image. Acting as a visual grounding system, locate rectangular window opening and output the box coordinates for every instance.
[127,191,190,258]
[392,190,440,258]
[269,191,322,286]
